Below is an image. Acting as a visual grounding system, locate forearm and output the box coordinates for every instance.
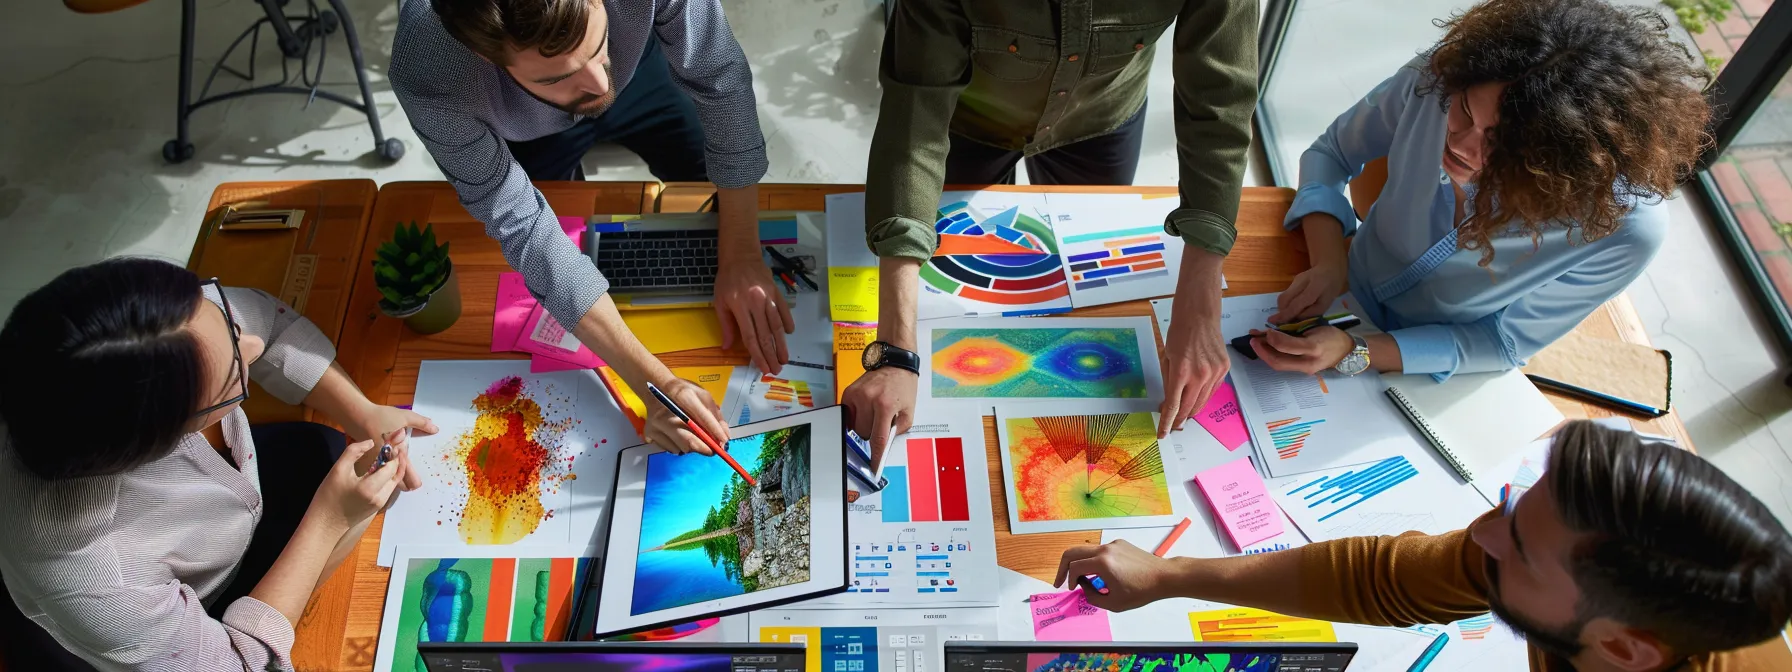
[249,514,350,624]
[1175,249,1226,318]
[1299,213,1348,271]
[316,516,374,592]
[877,258,921,349]
[1164,553,1312,615]
[300,362,374,431]
[715,184,761,259]
[574,294,672,393]
[1365,333,1404,373]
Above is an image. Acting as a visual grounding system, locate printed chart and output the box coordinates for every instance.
[725,364,836,425]
[374,546,591,672]
[1269,455,1489,543]
[922,201,1071,315]
[997,407,1182,534]
[752,608,999,672]
[1187,607,1338,643]
[1264,417,1324,460]
[922,317,1163,404]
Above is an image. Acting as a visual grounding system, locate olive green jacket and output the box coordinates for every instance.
[864,0,1259,261]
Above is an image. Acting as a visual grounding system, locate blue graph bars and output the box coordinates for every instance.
[1284,456,1419,522]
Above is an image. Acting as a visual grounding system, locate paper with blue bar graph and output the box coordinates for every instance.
[1267,453,1490,543]
[791,408,999,608]
[1221,293,1432,478]
[1045,194,1187,307]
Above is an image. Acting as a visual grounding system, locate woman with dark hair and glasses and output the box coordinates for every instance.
[0,257,438,671]
[1244,0,1711,381]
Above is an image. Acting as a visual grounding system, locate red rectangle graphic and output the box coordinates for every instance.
[484,558,516,642]
[934,437,970,521]
[907,438,940,522]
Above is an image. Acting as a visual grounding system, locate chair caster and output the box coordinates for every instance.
[378,137,406,162]
[163,140,195,164]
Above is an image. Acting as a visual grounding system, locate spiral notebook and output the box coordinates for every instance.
[1382,369,1565,505]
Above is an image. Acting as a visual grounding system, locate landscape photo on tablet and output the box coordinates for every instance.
[631,424,813,615]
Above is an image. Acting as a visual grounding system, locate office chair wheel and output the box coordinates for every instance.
[378,137,406,162]
[162,139,195,164]
[317,10,339,35]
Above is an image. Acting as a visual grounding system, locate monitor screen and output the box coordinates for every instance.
[945,643,1356,672]
[421,643,808,672]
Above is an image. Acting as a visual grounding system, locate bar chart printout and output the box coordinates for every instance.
[882,438,971,523]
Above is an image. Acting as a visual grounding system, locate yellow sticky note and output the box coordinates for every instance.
[675,365,736,408]
[619,307,724,355]
[832,323,876,403]
[1188,607,1338,642]
[828,267,879,322]
[758,626,823,672]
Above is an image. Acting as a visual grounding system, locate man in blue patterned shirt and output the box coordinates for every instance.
[392,0,787,454]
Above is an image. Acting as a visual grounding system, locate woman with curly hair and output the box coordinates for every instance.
[1246,0,1711,380]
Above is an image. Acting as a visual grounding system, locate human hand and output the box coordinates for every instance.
[344,405,436,491]
[643,377,729,456]
[714,252,793,375]
[840,366,917,470]
[1159,308,1229,438]
[308,439,408,532]
[1053,540,1182,613]
[1270,264,1347,324]
[1249,326,1355,374]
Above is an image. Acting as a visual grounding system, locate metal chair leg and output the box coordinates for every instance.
[163,0,197,163]
[323,0,405,160]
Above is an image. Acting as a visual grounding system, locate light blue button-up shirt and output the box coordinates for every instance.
[1284,59,1667,380]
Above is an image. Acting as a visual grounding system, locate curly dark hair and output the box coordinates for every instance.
[1419,0,1712,265]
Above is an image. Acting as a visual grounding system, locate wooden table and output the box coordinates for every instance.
[300,181,1693,671]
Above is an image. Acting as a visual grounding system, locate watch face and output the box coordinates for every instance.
[862,341,884,369]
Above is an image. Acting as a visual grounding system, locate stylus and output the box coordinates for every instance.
[645,382,758,487]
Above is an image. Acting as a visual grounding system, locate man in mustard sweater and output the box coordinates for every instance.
[1060,421,1792,671]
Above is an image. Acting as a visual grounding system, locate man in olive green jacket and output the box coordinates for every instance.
[843,0,1258,462]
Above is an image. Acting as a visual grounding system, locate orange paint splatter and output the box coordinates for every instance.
[448,376,575,545]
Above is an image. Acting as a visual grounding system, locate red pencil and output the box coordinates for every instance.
[645,383,757,487]
[1155,517,1192,557]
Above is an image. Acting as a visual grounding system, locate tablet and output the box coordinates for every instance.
[581,405,848,638]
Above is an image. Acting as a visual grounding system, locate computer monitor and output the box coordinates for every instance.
[418,642,808,672]
[944,642,1359,672]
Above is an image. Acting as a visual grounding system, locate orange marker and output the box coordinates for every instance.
[1155,517,1192,557]
[645,383,757,487]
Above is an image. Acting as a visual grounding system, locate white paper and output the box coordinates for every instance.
[1221,293,1427,477]
[723,363,837,426]
[788,289,835,369]
[1426,614,1532,672]
[750,607,1001,672]
[795,407,1000,608]
[378,361,635,566]
[1046,195,1185,308]
[1268,452,1491,543]
[596,406,848,637]
[919,316,1164,407]
[374,544,591,672]
[1381,368,1564,505]
[995,402,1186,534]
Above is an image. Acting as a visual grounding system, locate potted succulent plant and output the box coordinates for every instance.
[373,221,462,334]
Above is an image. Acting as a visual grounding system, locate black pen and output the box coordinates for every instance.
[1526,373,1665,417]
[764,246,820,291]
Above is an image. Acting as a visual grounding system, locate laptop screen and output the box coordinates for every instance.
[945,643,1357,672]
[420,643,808,672]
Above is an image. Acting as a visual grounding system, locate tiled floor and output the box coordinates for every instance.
[0,0,1786,521]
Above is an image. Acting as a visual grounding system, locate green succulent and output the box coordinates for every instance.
[373,221,453,313]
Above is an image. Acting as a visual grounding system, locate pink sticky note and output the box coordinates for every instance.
[1194,457,1285,550]
[493,273,538,353]
[558,215,586,247]
[1030,590,1113,642]
[530,353,592,373]
[510,304,605,368]
[1196,380,1250,451]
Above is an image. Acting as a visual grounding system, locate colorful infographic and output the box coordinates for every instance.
[882,438,972,523]
[1187,607,1338,643]
[378,553,590,672]
[922,201,1072,314]
[632,425,813,615]
[930,327,1147,399]
[998,410,1181,534]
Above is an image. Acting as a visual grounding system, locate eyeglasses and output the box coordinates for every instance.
[191,278,250,418]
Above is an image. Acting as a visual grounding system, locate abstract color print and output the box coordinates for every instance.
[439,376,580,546]
[932,327,1146,398]
[390,556,589,672]
[1005,412,1172,522]
[1024,652,1278,672]
[632,425,814,615]
[922,202,1069,306]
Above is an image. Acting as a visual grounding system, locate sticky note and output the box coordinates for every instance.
[832,323,876,403]
[493,272,536,353]
[1189,607,1336,642]
[1194,457,1284,550]
[1030,590,1112,642]
[1196,380,1250,451]
[829,267,879,322]
[619,307,724,355]
[530,353,591,373]
[511,304,605,368]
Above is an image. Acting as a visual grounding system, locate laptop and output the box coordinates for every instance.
[587,213,722,308]
[419,642,807,672]
[945,642,1359,672]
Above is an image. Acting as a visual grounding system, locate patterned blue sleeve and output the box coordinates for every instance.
[653,0,769,189]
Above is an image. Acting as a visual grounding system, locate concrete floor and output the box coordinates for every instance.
[0,0,1786,522]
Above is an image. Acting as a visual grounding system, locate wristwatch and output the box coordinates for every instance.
[862,341,920,375]
[1333,335,1371,376]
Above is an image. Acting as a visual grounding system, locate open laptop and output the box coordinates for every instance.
[945,642,1359,672]
[587,212,722,308]
[419,642,807,672]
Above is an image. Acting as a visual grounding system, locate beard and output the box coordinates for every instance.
[1485,555,1589,658]
[557,61,618,116]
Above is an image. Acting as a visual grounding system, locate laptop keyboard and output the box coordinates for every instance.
[594,229,720,292]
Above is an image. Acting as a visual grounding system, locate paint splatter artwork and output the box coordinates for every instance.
[931,327,1146,398]
[1004,412,1172,522]
[435,376,581,545]
[386,555,590,672]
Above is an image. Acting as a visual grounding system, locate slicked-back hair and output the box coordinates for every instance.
[432,0,595,66]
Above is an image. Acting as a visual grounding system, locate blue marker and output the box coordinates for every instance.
[1079,574,1110,595]
[1404,631,1449,672]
